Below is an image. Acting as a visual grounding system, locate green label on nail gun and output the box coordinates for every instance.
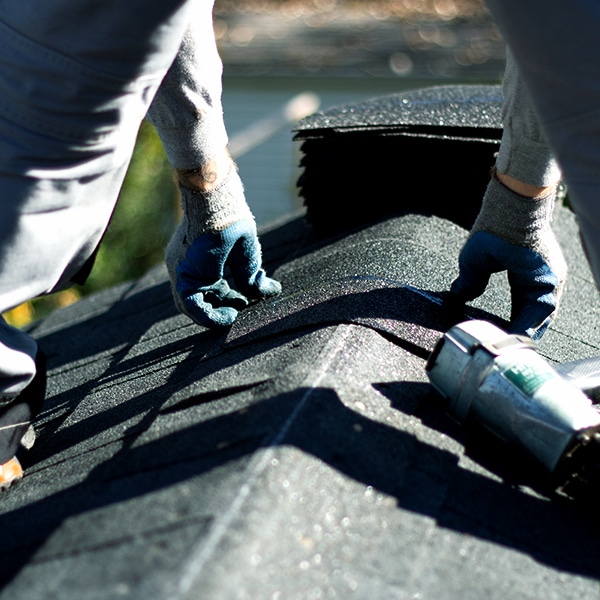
[502,362,555,397]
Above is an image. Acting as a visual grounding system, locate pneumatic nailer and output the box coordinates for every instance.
[426,320,600,501]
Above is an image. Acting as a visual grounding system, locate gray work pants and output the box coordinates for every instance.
[0,0,226,462]
[485,0,600,288]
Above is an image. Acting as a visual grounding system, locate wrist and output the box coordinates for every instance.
[177,148,235,193]
[496,170,557,199]
[179,168,254,235]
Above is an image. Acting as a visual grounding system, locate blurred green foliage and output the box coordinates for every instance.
[84,120,179,293]
[5,120,180,327]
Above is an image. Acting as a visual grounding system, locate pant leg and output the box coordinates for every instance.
[495,48,561,187]
[485,0,600,288]
[0,0,200,459]
[0,320,45,464]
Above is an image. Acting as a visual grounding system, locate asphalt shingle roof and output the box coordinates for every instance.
[1,85,599,599]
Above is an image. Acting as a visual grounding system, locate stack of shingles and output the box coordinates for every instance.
[294,84,503,235]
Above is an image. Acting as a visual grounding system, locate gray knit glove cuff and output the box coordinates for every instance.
[471,172,564,269]
[178,168,255,235]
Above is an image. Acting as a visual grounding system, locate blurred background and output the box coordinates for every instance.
[5,0,504,327]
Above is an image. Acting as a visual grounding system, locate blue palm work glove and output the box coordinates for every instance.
[165,169,281,328]
[449,173,567,341]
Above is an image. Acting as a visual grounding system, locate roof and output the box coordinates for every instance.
[1,86,600,599]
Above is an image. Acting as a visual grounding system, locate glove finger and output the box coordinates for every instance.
[508,257,563,341]
[181,290,239,328]
[226,226,282,300]
[449,232,502,301]
[247,270,282,300]
[201,278,249,310]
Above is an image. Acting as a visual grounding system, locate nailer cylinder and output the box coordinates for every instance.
[426,320,600,473]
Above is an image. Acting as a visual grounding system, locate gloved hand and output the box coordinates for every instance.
[449,173,567,341]
[165,169,281,328]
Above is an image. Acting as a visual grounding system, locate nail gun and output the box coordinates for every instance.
[426,319,600,501]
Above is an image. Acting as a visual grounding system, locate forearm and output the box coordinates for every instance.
[496,48,560,190]
[485,0,600,287]
[146,0,229,170]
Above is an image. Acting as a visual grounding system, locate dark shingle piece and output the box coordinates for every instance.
[1,85,600,599]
